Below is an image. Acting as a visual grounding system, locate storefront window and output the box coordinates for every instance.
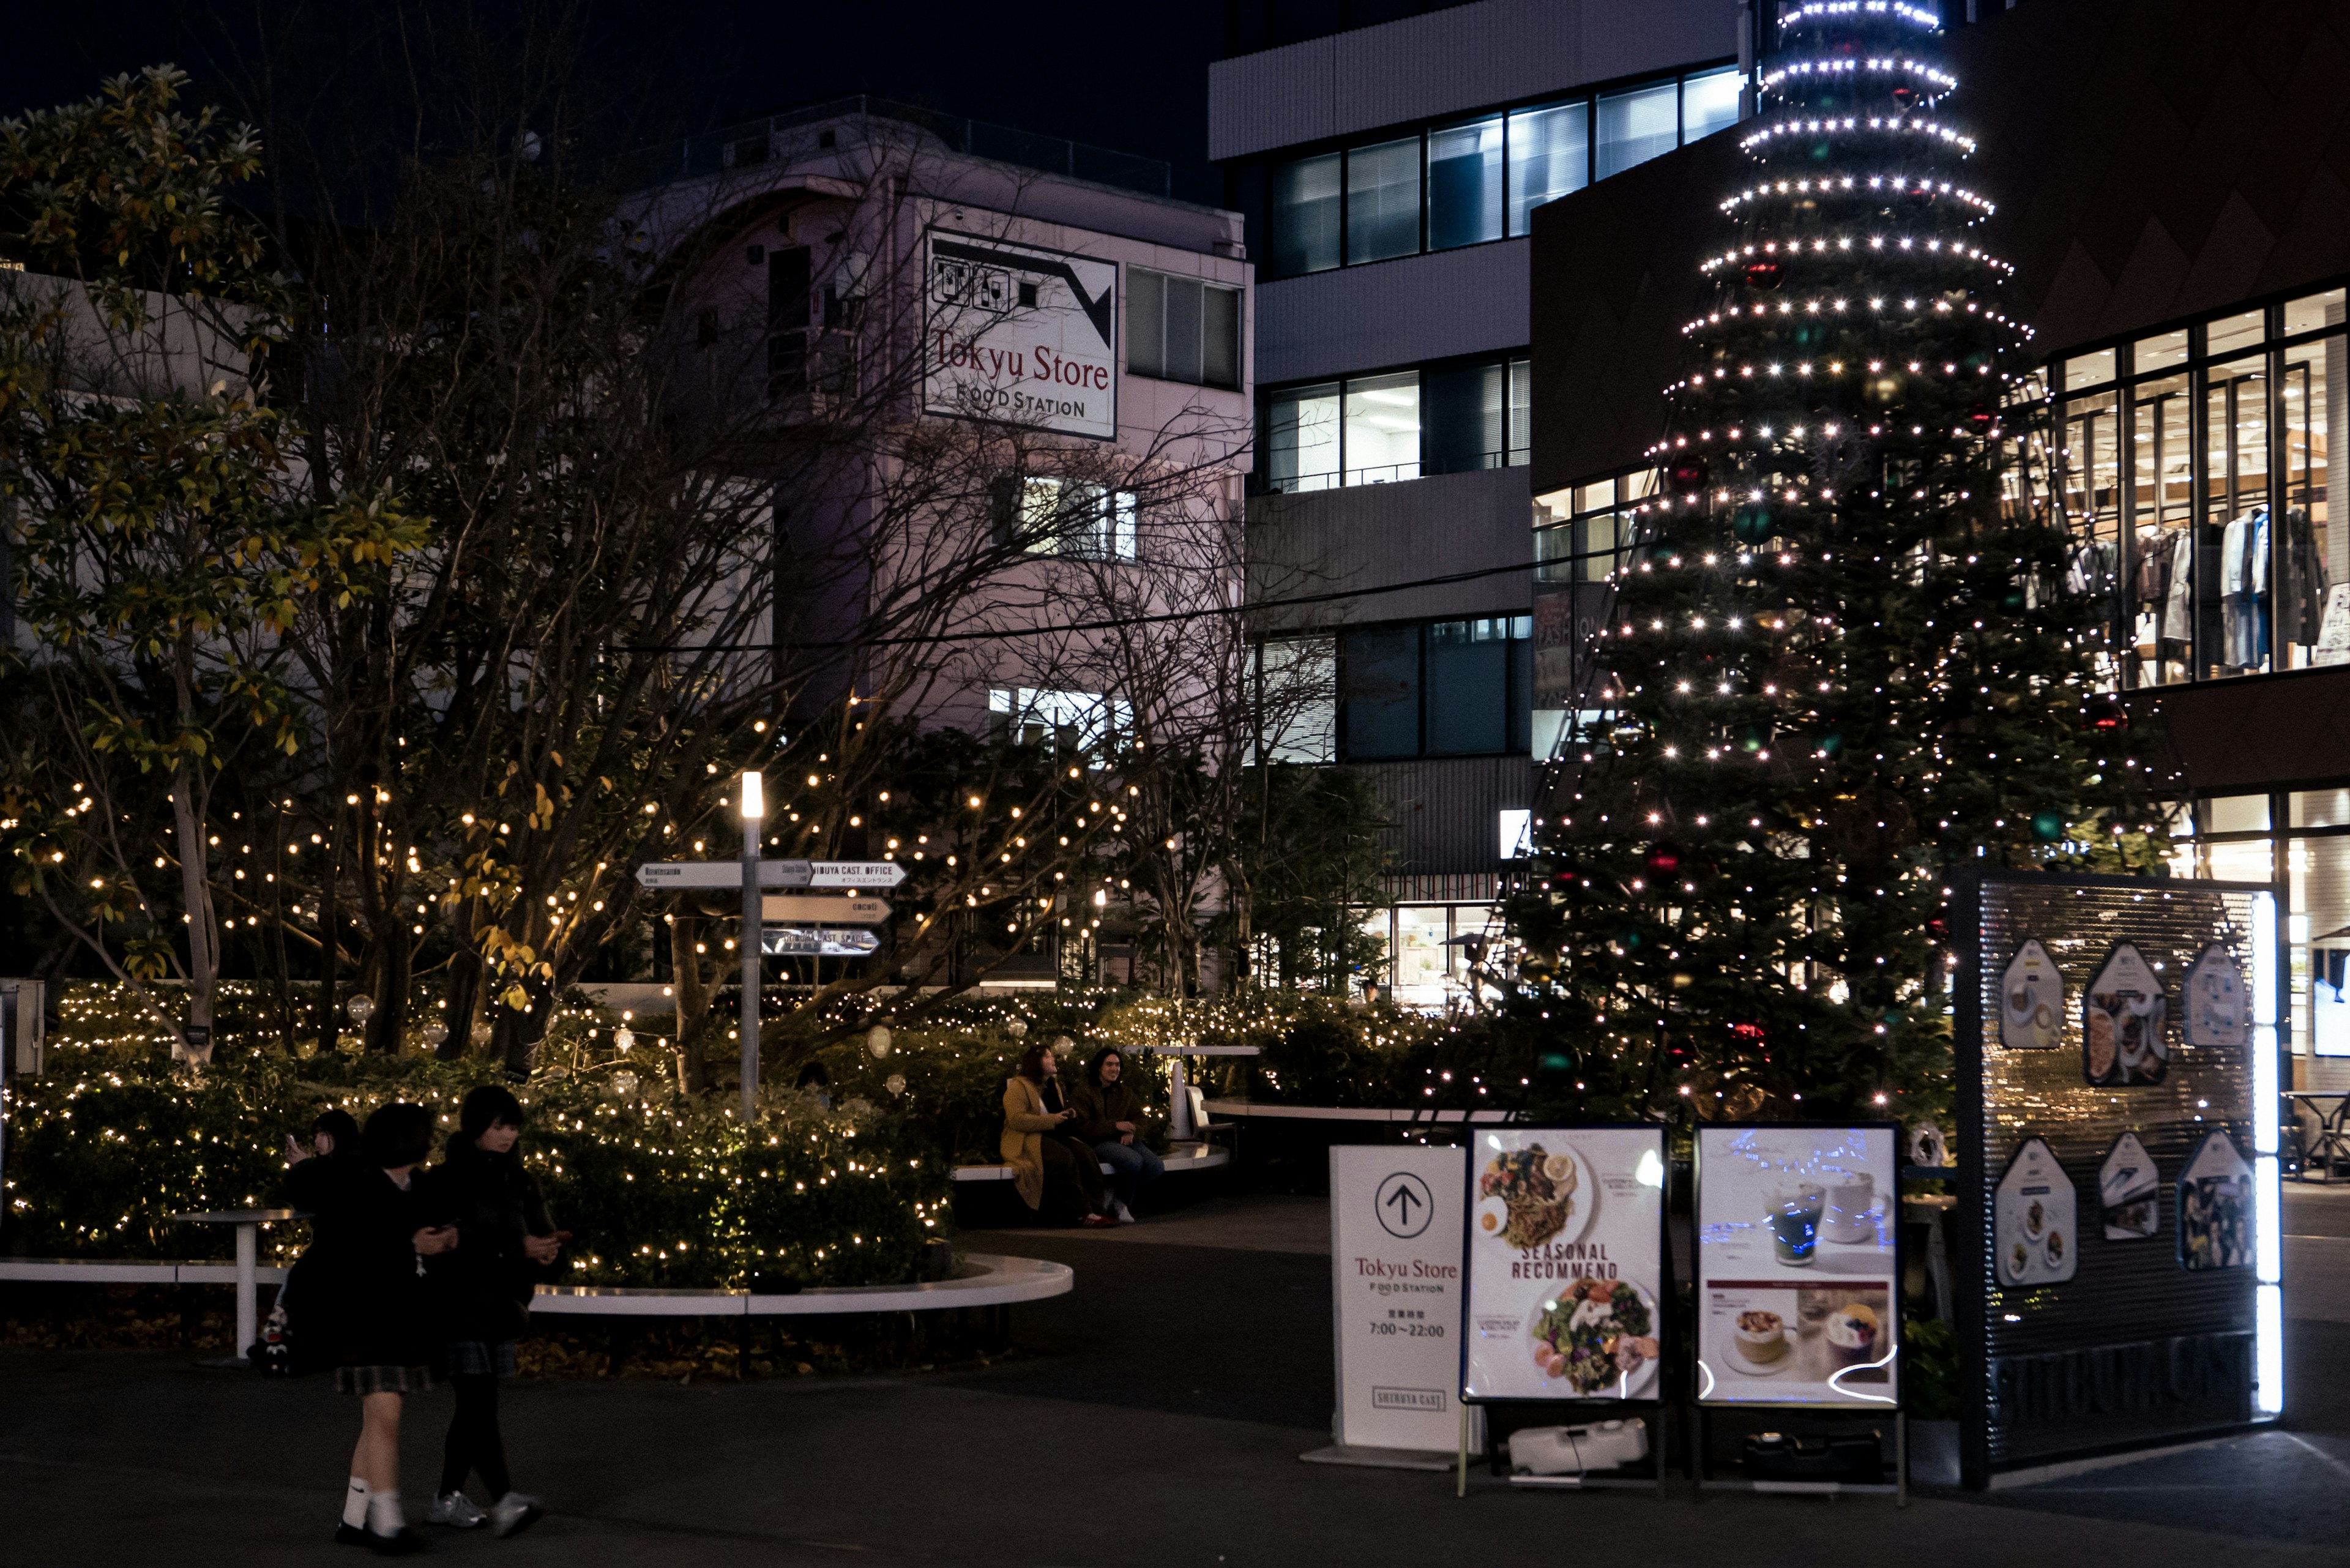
[2206,353,2274,675]
[2128,373,2194,685]
[2207,794,2270,832]
[1427,116,1504,251]
[2280,329,2338,668]
[2136,329,2189,373]
[1346,137,1422,264]
[1393,906,1453,1006]
[2064,347,2117,390]
[2209,309,2265,356]
[2059,389,2122,683]
[2292,790,2350,828]
[2287,288,2346,338]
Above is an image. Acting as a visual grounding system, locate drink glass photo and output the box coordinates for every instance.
[1767,1185,1826,1266]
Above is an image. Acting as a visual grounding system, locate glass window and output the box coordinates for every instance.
[1393,907,1452,1004]
[1269,153,1341,278]
[2128,372,2194,687]
[1621,468,1658,501]
[1018,478,1136,561]
[2206,794,2270,833]
[1343,371,1421,484]
[2292,790,2350,828]
[1203,285,1241,389]
[1595,81,1679,180]
[1427,117,1504,251]
[2135,329,2188,373]
[2058,390,2122,681]
[1342,626,1420,758]
[2208,310,2264,356]
[2286,289,2346,340]
[1346,137,1422,263]
[1580,511,1620,582]
[1507,359,1531,467]
[2206,353,2272,674]
[2199,837,2274,881]
[1511,627,1534,752]
[2280,330,2335,670]
[1506,100,1587,237]
[2298,837,2350,1057]
[1268,383,1341,493]
[1680,66,1744,144]
[1162,275,1203,384]
[1427,619,1508,754]
[1422,362,1505,475]
[2063,348,2117,390]
[1259,638,1337,764]
[1127,269,1165,381]
[1574,478,1615,513]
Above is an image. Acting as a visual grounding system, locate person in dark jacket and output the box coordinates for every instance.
[1070,1047,1163,1223]
[280,1108,363,1315]
[295,1101,456,1554]
[418,1085,557,1538]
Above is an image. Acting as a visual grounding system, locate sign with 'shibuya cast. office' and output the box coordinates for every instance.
[923,228,1117,441]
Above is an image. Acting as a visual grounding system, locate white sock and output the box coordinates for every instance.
[365,1489,405,1536]
[341,1478,370,1529]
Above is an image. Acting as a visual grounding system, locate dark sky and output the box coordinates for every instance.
[0,1,1228,206]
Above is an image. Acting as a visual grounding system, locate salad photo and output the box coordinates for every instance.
[1480,1143,1580,1250]
[1530,1277,1658,1395]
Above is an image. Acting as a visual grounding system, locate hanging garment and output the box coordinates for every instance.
[2221,507,2269,668]
[2162,529,2194,645]
[2281,506,2329,647]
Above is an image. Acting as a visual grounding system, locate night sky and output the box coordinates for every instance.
[0,1,1227,206]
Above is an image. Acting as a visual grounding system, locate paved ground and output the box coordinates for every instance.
[4,1187,2350,1564]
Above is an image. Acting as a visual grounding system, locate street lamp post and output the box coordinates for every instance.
[739,770,764,1120]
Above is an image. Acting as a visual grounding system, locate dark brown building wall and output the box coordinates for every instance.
[1530,0,2350,494]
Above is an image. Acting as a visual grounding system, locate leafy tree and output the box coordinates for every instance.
[1506,9,2169,1121]
[0,67,422,1061]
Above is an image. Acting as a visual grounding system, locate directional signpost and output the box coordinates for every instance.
[635,821,908,1119]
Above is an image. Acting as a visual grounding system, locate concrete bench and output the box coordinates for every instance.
[950,1139,1231,1184]
[0,1252,1069,1318]
[0,1258,291,1285]
[526,1251,1070,1316]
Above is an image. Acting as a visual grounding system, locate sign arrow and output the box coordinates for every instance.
[761,927,882,957]
[634,861,813,890]
[763,894,892,925]
[807,861,907,888]
[1385,1184,1423,1227]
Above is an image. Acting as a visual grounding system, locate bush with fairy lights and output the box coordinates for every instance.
[1504,1,2171,1125]
[0,1045,949,1291]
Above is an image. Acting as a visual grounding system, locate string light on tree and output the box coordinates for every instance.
[1507,0,2170,1121]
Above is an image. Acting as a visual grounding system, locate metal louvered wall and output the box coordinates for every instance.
[1956,872,2275,1484]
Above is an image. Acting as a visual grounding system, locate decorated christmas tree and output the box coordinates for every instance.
[1509,1,2170,1122]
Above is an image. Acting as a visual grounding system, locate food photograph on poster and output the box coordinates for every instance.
[2177,1131,2255,1272]
[1693,1125,1898,1406]
[1461,1128,1666,1403]
[2000,938,2065,1050]
[2098,1131,2162,1241]
[1994,1136,2080,1286]
[2083,941,2169,1086]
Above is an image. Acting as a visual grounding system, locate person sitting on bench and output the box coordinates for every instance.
[1001,1046,1114,1227]
[1070,1047,1163,1224]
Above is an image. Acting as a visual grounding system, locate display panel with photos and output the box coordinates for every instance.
[1958,872,2270,1482]
[1460,1126,1666,1403]
[1695,1125,1899,1407]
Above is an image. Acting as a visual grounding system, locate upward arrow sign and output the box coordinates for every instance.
[1386,1184,1422,1226]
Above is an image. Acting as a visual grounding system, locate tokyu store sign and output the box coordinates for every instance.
[924,229,1117,440]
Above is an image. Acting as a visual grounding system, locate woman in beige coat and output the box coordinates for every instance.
[1001,1045,1114,1226]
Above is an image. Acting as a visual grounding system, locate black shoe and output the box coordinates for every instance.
[368,1528,428,1556]
[335,1523,371,1547]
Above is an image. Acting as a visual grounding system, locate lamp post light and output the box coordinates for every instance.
[739,770,764,1119]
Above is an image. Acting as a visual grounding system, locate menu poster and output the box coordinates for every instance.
[1460,1127,1666,1403]
[2183,943,2250,1050]
[1994,1137,2080,1286]
[2098,1131,2161,1241]
[1694,1125,1898,1407]
[2084,942,2169,1086]
[2177,1131,2254,1272]
[2000,939,2065,1050]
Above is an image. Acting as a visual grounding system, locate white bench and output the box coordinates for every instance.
[0,1252,1069,1318]
[526,1251,1070,1315]
[950,1139,1231,1184]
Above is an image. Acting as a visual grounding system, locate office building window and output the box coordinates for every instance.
[1256,637,1338,763]
[1595,80,1679,180]
[1343,372,1421,484]
[988,687,1133,753]
[1270,152,1341,277]
[1269,382,1343,492]
[1506,100,1589,237]
[1680,65,1744,144]
[1427,116,1504,251]
[1259,62,1747,278]
[1018,477,1138,561]
[1346,137,1422,263]
[1128,268,1243,390]
[1339,616,1534,760]
[1269,356,1524,489]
